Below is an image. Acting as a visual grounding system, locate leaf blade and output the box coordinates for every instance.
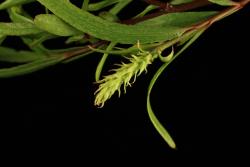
[170,0,193,5]
[146,28,206,148]
[34,14,82,36]
[0,46,47,63]
[208,0,237,6]
[0,56,64,78]
[0,22,42,36]
[37,0,188,44]
[147,63,176,149]
[95,42,116,81]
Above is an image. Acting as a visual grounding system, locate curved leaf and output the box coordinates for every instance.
[0,0,35,10]
[8,6,33,23]
[147,57,176,149]
[146,28,206,148]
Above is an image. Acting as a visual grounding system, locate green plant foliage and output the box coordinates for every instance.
[170,0,194,5]
[0,56,64,78]
[0,0,249,149]
[0,22,43,35]
[0,0,35,10]
[208,0,237,6]
[0,46,46,63]
[34,14,82,36]
[37,0,186,44]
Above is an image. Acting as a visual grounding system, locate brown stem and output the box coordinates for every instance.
[238,0,250,6]
[191,0,250,29]
[172,0,211,12]
[63,41,107,58]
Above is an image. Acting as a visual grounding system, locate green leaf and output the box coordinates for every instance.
[65,35,87,44]
[159,47,174,62]
[88,0,120,11]
[0,22,42,36]
[147,54,176,149]
[8,6,33,23]
[0,46,46,63]
[0,0,35,10]
[7,7,51,53]
[0,56,64,78]
[34,14,82,36]
[37,0,189,44]
[95,42,116,81]
[82,0,89,11]
[208,0,237,6]
[37,0,216,44]
[109,0,132,15]
[136,11,217,27]
[0,34,6,44]
[146,28,206,148]
[170,0,193,5]
[99,11,119,22]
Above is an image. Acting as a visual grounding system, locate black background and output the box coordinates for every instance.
[1,1,249,165]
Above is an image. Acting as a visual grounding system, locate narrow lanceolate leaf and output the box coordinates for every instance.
[37,0,216,44]
[208,0,237,6]
[0,46,46,63]
[37,0,187,44]
[147,52,176,149]
[146,28,206,148]
[0,22,43,36]
[0,0,35,10]
[0,56,64,78]
[34,14,82,36]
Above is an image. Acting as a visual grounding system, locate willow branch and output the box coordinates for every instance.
[62,0,250,58]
